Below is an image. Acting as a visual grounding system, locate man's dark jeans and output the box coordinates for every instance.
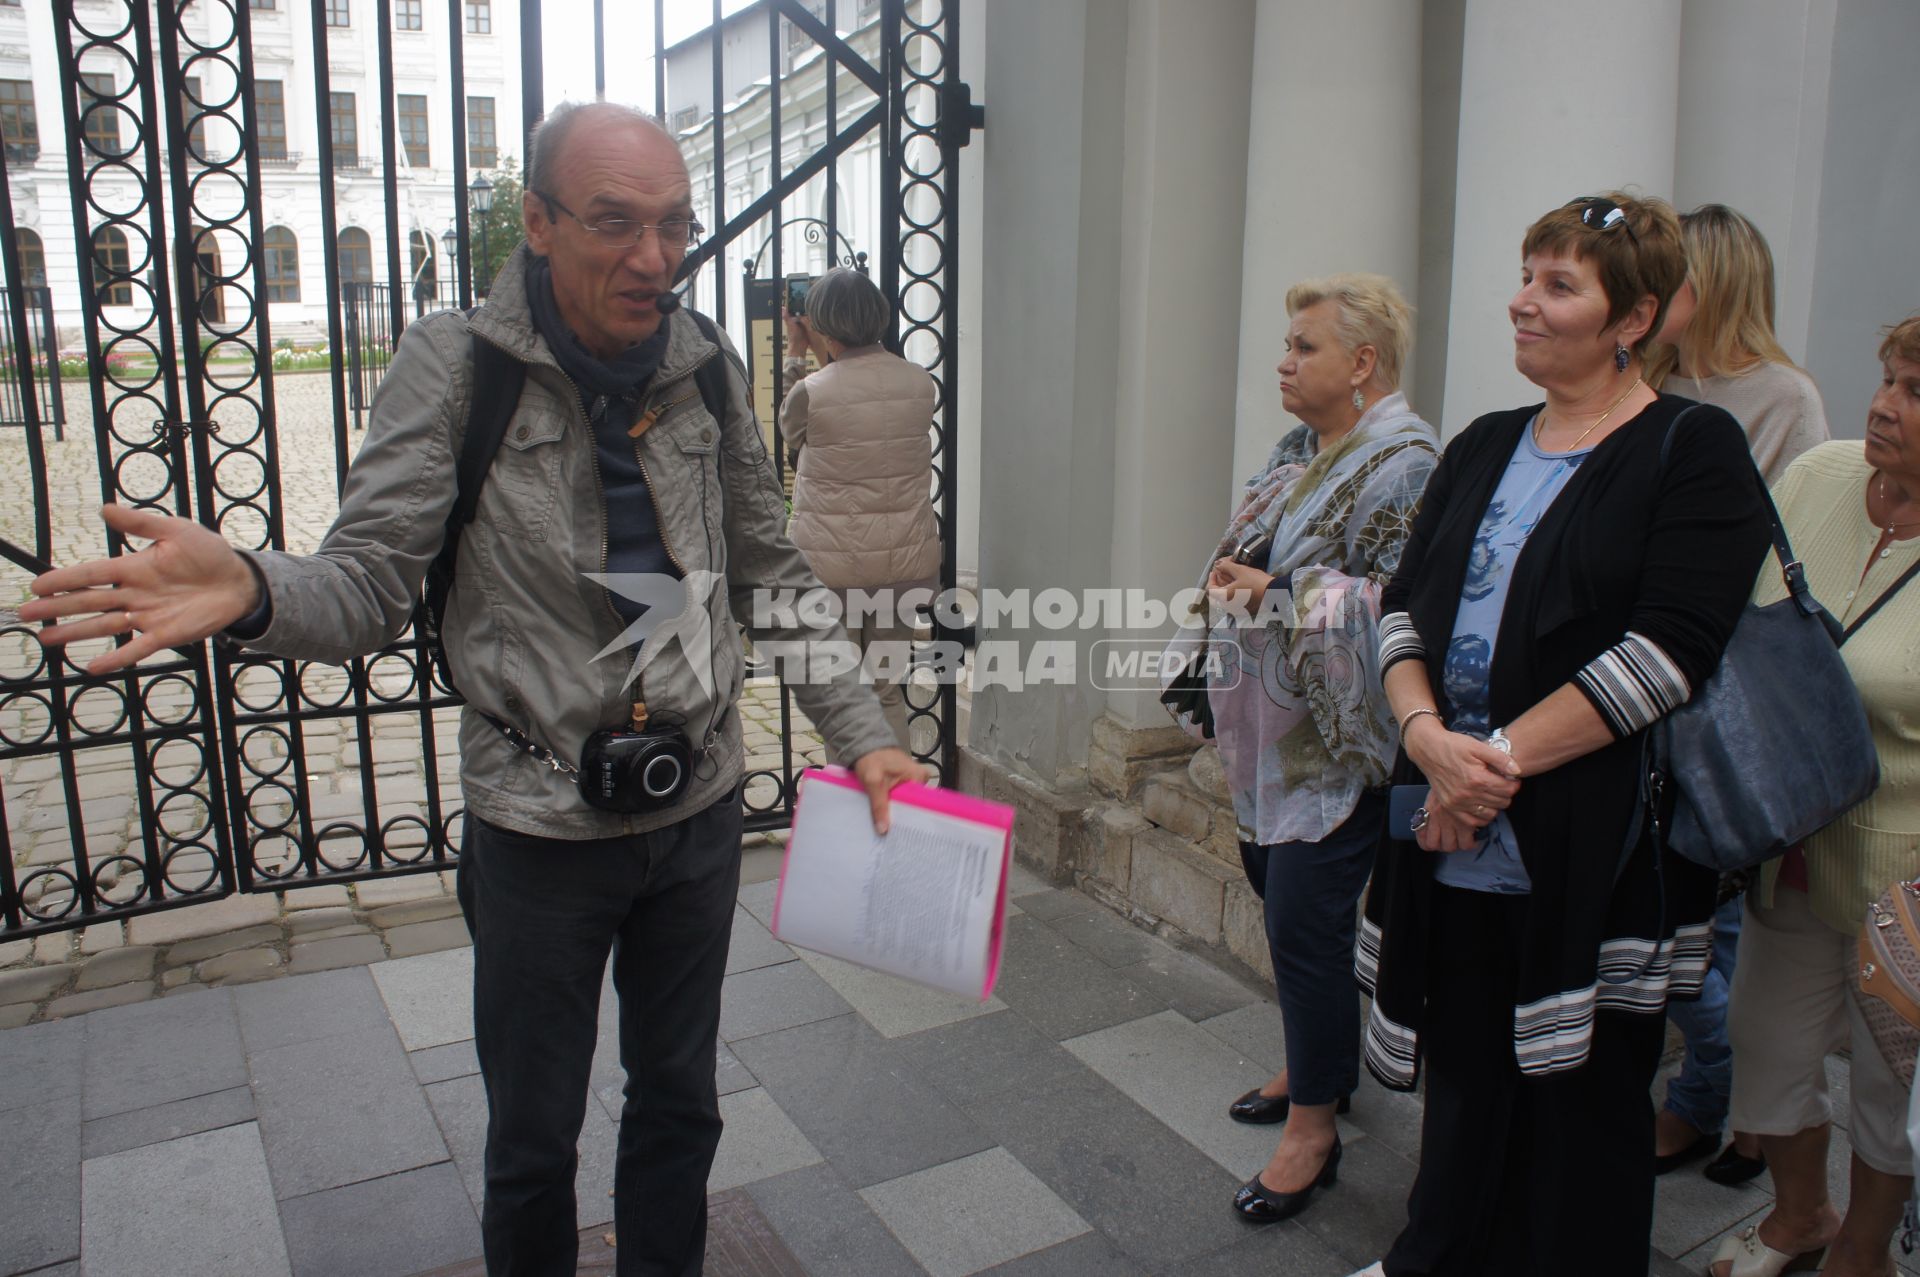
[456,795,743,1277]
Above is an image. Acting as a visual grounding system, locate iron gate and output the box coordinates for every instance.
[0,0,974,939]
[0,286,65,435]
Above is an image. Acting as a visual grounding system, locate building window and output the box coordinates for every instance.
[249,0,276,9]
[325,0,349,27]
[256,80,287,160]
[91,226,133,306]
[0,80,38,164]
[263,226,299,302]
[395,0,421,30]
[12,227,45,287]
[329,91,357,167]
[397,94,429,167]
[464,0,489,34]
[338,227,372,285]
[79,72,124,157]
[181,74,208,159]
[466,96,496,167]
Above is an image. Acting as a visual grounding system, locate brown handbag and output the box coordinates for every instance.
[1854,879,1920,1088]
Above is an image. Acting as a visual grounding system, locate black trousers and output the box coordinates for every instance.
[1239,790,1382,1106]
[1384,885,1667,1277]
[456,796,743,1277]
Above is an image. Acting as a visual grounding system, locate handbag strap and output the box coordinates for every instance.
[1658,406,1843,643]
[1842,554,1920,645]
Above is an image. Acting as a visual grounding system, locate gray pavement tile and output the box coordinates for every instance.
[249,1023,451,1200]
[792,946,1005,1038]
[1195,1001,1286,1074]
[978,1232,1147,1276]
[726,905,797,975]
[428,1071,619,1228]
[1342,1073,1426,1162]
[716,1039,758,1097]
[719,960,853,1044]
[278,1163,480,1277]
[575,1085,618,1230]
[738,879,779,928]
[730,1013,995,1189]
[369,947,475,1051]
[1651,1148,1775,1261]
[0,1017,83,1113]
[1112,947,1262,1021]
[1047,906,1160,968]
[1011,889,1084,922]
[861,1148,1091,1277]
[1006,862,1052,899]
[81,1084,255,1160]
[991,917,1167,1042]
[1288,1135,1417,1268]
[0,1094,80,1276]
[1173,1224,1356,1277]
[707,1086,824,1192]
[894,1009,1087,1107]
[955,1066,1247,1271]
[80,986,245,1120]
[1062,1010,1286,1180]
[80,1122,292,1277]
[233,965,392,1052]
[1651,1248,1697,1277]
[410,1038,481,1085]
[745,1162,928,1277]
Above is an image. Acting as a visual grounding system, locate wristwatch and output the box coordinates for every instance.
[1488,728,1513,755]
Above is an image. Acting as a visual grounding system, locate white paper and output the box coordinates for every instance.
[775,779,1008,997]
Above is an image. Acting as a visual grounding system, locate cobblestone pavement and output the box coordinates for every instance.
[1,372,981,1013]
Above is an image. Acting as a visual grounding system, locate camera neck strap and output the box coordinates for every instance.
[480,712,580,778]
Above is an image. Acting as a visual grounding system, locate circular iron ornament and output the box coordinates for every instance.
[239,725,296,779]
[248,832,302,880]
[365,652,423,704]
[176,0,241,53]
[99,336,166,390]
[0,626,51,686]
[232,662,291,714]
[214,504,271,552]
[18,868,83,923]
[111,450,175,506]
[92,855,151,906]
[295,662,355,711]
[210,448,269,503]
[315,822,376,874]
[156,789,217,843]
[140,673,202,728]
[69,684,133,738]
[439,807,467,853]
[148,735,211,792]
[159,840,223,896]
[379,814,437,865]
[71,3,139,42]
[0,691,57,749]
[741,770,785,815]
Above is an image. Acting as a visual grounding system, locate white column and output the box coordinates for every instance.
[1439,0,1683,436]
[1228,0,1425,487]
[1104,0,1257,729]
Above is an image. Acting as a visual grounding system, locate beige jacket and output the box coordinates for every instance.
[782,346,942,591]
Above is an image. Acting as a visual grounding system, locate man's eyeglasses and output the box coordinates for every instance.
[1568,196,1639,245]
[536,192,704,251]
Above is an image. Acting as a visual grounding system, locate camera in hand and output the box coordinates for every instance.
[785,273,815,317]
[581,725,692,813]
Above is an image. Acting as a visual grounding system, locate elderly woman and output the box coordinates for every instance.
[1355,193,1770,1276]
[1646,203,1832,1186]
[1171,274,1436,1224]
[1711,315,1920,1277]
[780,267,939,758]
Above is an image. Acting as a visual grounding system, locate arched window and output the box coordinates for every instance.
[11,227,44,286]
[90,225,132,305]
[337,227,372,286]
[263,226,299,302]
[408,229,435,309]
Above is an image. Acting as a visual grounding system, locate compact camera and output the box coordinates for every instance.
[579,726,693,813]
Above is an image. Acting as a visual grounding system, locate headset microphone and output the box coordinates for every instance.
[655,289,682,314]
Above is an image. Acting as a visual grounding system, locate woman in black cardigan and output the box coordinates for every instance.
[1355,193,1771,1276]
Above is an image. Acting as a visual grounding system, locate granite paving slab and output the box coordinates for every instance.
[707,1086,825,1192]
[410,1038,481,1086]
[715,1039,758,1097]
[1175,1224,1357,1277]
[425,1073,489,1212]
[745,1163,928,1277]
[1112,946,1262,1021]
[0,1093,81,1276]
[791,945,1005,1038]
[80,987,246,1120]
[0,1017,82,1113]
[977,1232,1149,1276]
[726,906,797,976]
[990,916,1167,1041]
[957,1064,1248,1271]
[277,1162,480,1277]
[1005,862,1052,899]
[718,959,853,1043]
[80,1084,255,1160]
[737,879,779,928]
[730,1012,995,1189]
[1288,1134,1419,1269]
[1194,1001,1287,1073]
[79,1122,292,1277]
[1063,1009,1290,1180]
[860,1147,1091,1277]
[1007,888,1085,922]
[1046,906,1161,968]
[1650,1145,1776,1262]
[248,1022,451,1200]
[370,947,476,1051]
[233,965,393,1052]
[894,1008,1086,1107]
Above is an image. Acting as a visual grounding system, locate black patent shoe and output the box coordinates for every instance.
[1653,1127,1720,1176]
[1232,1137,1342,1224]
[1702,1143,1768,1186]
[1227,1089,1352,1125]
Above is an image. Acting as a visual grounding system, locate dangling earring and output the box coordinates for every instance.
[1352,387,1366,411]
[1615,344,1631,372]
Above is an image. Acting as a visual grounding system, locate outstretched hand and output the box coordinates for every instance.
[851,746,928,835]
[17,504,260,675]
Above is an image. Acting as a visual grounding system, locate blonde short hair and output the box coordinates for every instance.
[1648,204,1795,386]
[1284,273,1414,392]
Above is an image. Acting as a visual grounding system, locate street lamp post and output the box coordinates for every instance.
[470,174,494,298]
[440,224,458,306]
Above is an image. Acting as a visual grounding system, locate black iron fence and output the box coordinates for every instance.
[0,0,973,939]
[0,286,65,437]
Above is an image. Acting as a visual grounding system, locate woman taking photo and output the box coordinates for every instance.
[1645,203,1831,1186]
[1354,193,1770,1275]
[1175,274,1437,1224]
[1711,316,1920,1277]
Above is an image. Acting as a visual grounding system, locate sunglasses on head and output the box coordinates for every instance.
[1568,196,1640,244]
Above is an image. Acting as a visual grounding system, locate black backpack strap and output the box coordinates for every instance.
[682,308,739,427]
[421,317,527,683]
[1842,554,1920,645]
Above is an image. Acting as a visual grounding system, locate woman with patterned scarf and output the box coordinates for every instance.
[1168,273,1436,1225]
